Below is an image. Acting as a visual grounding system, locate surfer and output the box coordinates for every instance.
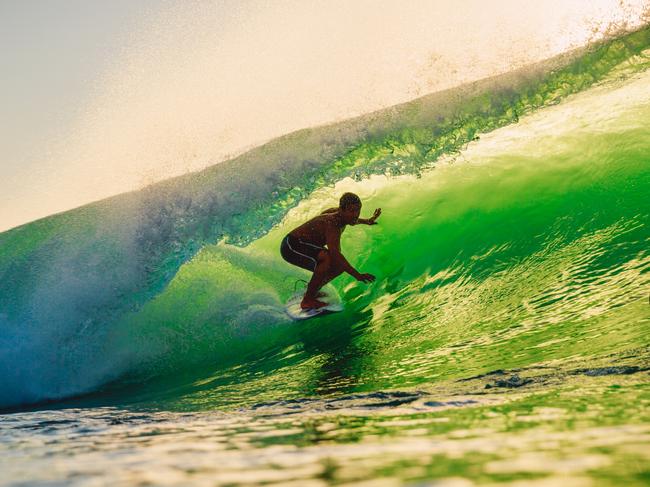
[280,192,381,309]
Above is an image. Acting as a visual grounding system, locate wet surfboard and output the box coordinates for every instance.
[285,287,343,320]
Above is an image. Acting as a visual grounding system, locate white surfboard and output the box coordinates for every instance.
[285,287,344,320]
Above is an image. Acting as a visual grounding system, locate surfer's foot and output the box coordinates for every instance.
[301,297,327,310]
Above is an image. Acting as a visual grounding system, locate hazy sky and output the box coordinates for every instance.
[1,0,648,232]
[1,1,161,228]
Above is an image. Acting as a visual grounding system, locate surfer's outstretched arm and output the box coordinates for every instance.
[351,208,382,225]
[328,248,363,281]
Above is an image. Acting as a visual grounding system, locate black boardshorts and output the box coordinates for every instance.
[280,235,326,272]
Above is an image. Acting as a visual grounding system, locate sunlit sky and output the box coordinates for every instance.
[1,0,647,232]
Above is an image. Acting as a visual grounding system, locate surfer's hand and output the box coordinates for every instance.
[357,273,376,283]
[367,208,381,225]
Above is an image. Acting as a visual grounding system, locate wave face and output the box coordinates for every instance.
[0,27,649,410]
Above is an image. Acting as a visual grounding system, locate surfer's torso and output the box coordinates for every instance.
[288,208,346,247]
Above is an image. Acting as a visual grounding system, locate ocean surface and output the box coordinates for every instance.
[1,27,649,486]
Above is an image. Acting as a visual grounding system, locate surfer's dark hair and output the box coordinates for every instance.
[339,192,361,209]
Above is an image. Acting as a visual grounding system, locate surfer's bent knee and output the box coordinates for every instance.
[317,249,330,264]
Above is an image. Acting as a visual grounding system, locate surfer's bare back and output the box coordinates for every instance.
[281,192,381,310]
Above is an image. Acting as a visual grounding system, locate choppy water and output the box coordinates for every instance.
[2,372,649,486]
[1,27,650,486]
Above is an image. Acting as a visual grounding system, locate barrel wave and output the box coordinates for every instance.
[0,27,649,411]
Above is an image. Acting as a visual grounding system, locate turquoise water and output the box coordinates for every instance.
[1,27,649,486]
